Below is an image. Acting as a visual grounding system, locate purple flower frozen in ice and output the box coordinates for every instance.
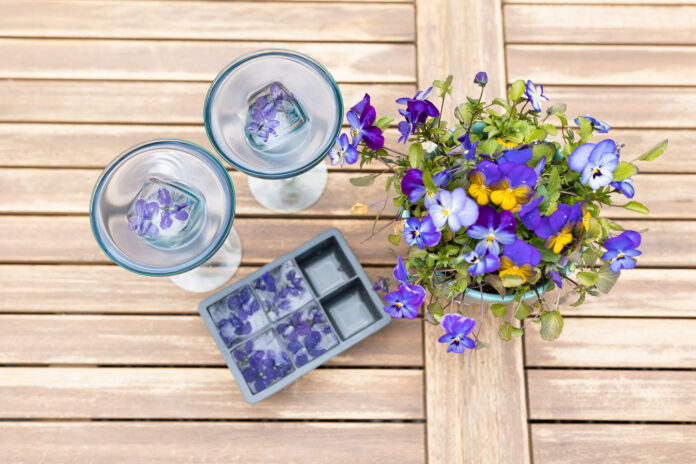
[128,198,159,238]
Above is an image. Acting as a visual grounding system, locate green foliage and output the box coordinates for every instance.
[509,80,526,102]
[490,303,507,317]
[540,311,564,341]
[612,162,638,182]
[349,173,378,187]
[498,321,513,341]
[514,301,531,320]
[634,139,668,162]
[621,201,649,215]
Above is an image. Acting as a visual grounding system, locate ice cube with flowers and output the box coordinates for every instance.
[253,260,314,321]
[331,72,668,350]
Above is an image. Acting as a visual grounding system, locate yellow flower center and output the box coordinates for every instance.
[545,224,574,254]
[498,256,535,284]
[351,129,359,139]
[443,209,450,217]
[486,234,495,243]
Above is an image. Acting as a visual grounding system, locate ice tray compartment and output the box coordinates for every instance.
[321,278,381,340]
[252,259,314,321]
[274,304,339,367]
[295,236,356,297]
[207,285,269,347]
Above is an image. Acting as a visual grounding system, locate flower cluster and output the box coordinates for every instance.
[275,305,338,366]
[128,187,190,238]
[245,82,296,143]
[233,331,294,393]
[336,72,667,351]
[216,287,263,346]
[254,261,313,321]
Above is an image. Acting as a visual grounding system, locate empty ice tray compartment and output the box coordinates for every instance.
[321,279,381,340]
[296,236,356,296]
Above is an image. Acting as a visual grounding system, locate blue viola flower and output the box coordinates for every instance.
[533,156,547,177]
[328,133,358,167]
[549,256,569,289]
[602,230,642,273]
[463,249,501,275]
[372,277,390,293]
[218,316,252,346]
[400,168,451,207]
[396,87,440,126]
[157,188,189,230]
[351,93,371,117]
[429,188,479,233]
[397,110,415,144]
[466,205,517,256]
[575,115,610,133]
[517,194,545,230]
[568,139,620,190]
[468,160,503,205]
[277,269,304,298]
[525,80,549,112]
[255,272,276,293]
[610,178,635,199]
[403,215,442,249]
[346,104,384,151]
[474,71,488,87]
[245,105,280,143]
[497,146,532,165]
[128,198,159,238]
[393,255,409,285]
[534,203,583,254]
[438,314,476,353]
[499,239,542,284]
[448,133,479,161]
[383,284,425,320]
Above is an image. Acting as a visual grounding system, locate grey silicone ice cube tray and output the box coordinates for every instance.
[198,228,391,403]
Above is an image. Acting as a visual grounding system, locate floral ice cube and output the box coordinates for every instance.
[275,304,338,366]
[232,329,294,394]
[244,82,309,153]
[208,286,269,347]
[127,178,203,249]
[254,260,314,321]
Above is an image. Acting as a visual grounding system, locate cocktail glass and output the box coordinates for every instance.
[204,49,343,213]
[90,139,242,293]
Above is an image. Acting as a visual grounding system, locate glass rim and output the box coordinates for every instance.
[89,138,236,277]
[203,48,344,179]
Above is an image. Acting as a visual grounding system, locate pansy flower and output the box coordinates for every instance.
[489,162,538,211]
[245,105,280,143]
[499,239,541,284]
[602,230,642,273]
[346,104,384,150]
[524,80,549,112]
[396,87,440,126]
[438,314,476,353]
[448,133,479,161]
[468,160,503,205]
[400,169,451,207]
[568,139,619,190]
[329,133,358,167]
[157,188,189,230]
[474,71,488,87]
[575,115,610,134]
[610,178,635,199]
[403,216,441,249]
[128,198,159,238]
[518,194,545,229]
[372,277,390,293]
[534,203,583,254]
[497,146,532,165]
[429,188,479,233]
[351,93,371,116]
[383,284,425,320]
[397,110,415,144]
[393,255,409,284]
[466,205,517,256]
[549,256,569,289]
[463,249,501,275]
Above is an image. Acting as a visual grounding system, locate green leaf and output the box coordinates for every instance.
[547,103,566,115]
[578,116,593,141]
[577,271,598,287]
[349,173,378,187]
[582,247,600,268]
[408,246,427,258]
[634,139,668,162]
[514,301,531,320]
[484,275,506,298]
[527,128,547,142]
[374,116,394,130]
[388,234,401,246]
[547,167,561,196]
[612,162,638,182]
[621,201,649,215]
[492,97,509,109]
[595,264,620,294]
[530,142,555,168]
[511,327,524,337]
[509,80,525,102]
[540,311,564,341]
[427,302,444,323]
[498,321,512,341]
[432,75,453,97]
[422,170,436,190]
[542,123,558,136]
[501,274,524,288]
[408,142,423,169]
[490,303,507,318]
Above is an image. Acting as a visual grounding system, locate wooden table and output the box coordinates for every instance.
[0,1,694,462]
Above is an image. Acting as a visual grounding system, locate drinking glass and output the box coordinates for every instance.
[90,139,242,293]
[204,49,343,213]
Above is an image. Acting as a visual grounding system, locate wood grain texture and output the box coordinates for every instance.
[2,168,691,219]
[0,80,414,124]
[504,4,696,44]
[0,367,423,419]
[0,1,414,42]
[505,0,696,3]
[0,422,426,464]
[418,2,530,462]
[532,424,696,464]
[0,39,415,83]
[507,45,696,86]
[525,318,696,368]
[528,369,696,421]
[0,315,423,367]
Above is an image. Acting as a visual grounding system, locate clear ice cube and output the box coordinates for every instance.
[232,329,294,394]
[253,260,314,321]
[127,178,203,249]
[244,81,309,153]
[208,286,269,347]
[275,304,338,367]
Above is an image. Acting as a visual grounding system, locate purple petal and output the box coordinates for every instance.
[157,188,172,206]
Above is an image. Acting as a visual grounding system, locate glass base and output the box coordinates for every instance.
[248,161,327,213]
[169,227,242,293]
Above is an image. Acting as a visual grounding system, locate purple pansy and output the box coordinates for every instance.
[372,277,390,293]
[610,178,635,199]
[438,314,476,353]
[245,105,280,143]
[329,133,358,167]
[466,205,518,256]
[346,104,384,150]
[533,156,547,178]
[383,284,425,320]
[534,203,583,254]
[549,256,569,289]
[448,133,479,161]
[497,146,533,165]
[396,87,440,126]
[128,198,159,238]
[474,71,488,87]
[397,110,415,144]
[498,239,542,284]
[568,139,620,190]
[400,168,451,207]
[517,194,545,230]
[602,230,642,273]
[157,188,189,230]
[525,80,549,112]
[575,115,610,134]
[351,93,371,117]
[393,255,409,284]
[403,215,442,249]
[463,249,501,275]
[428,188,479,233]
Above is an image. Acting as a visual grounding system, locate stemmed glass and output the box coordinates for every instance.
[89,139,242,293]
[204,49,343,213]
